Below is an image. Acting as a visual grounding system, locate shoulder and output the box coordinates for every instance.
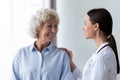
[49,43,70,59]
[14,44,32,58]
[95,46,116,66]
[57,47,69,56]
[19,44,32,53]
[100,46,115,59]
[54,47,70,59]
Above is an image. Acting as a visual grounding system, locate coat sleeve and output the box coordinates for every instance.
[72,68,82,80]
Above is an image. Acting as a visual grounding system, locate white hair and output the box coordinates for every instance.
[29,8,60,38]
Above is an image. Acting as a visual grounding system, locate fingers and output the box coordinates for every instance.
[59,47,70,54]
[59,48,67,51]
[68,50,73,58]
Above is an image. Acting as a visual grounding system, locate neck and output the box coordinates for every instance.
[94,36,107,49]
[35,40,50,52]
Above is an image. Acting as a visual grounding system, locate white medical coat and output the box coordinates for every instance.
[73,42,117,80]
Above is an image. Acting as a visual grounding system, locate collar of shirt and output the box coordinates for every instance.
[95,42,109,54]
[30,42,55,54]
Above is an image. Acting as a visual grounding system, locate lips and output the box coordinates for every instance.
[47,33,55,39]
[47,33,54,36]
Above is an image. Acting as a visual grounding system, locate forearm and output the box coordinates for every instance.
[70,60,76,72]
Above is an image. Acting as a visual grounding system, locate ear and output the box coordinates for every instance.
[94,23,99,31]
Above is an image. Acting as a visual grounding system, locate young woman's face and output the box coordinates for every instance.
[82,15,96,39]
[37,18,58,43]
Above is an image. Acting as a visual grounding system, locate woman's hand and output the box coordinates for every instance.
[59,48,76,72]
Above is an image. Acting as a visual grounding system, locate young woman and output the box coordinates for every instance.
[62,8,120,80]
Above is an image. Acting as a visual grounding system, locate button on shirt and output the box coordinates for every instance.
[73,42,117,80]
[12,42,73,80]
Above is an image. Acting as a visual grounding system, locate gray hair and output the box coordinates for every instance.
[29,8,60,38]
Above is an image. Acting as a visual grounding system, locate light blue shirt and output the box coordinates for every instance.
[12,42,73,80]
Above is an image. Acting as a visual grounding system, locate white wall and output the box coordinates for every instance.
[56,0,120,79]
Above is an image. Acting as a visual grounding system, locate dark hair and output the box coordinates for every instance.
[87,8,119,74]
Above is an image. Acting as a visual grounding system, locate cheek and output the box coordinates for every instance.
[38,30,48,38]
[55,29,58,34]
[84,27,93,38]
[87,29,96,38]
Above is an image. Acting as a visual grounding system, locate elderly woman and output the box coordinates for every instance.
[12,8,73,80]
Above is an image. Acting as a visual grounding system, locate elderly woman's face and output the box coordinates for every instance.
[37,18,58,43]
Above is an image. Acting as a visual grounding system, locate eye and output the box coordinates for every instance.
[48,24,52,28]
[54,25,58,28]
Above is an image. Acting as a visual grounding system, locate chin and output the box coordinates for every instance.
[85,36,90,39]
[48,39,54,42]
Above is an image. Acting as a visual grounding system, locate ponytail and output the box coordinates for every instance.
[107,34,120,74]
